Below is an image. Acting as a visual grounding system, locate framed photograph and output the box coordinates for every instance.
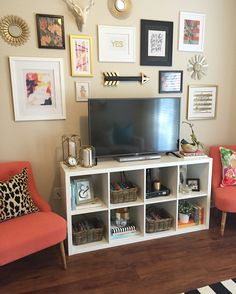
[178,11,205,52]
[98,25,135,62]
[9,57,66,121]
[186,178,200,192]
[140,19,173,66]
[187,85,217,120]
[159,70,183,93]
[75,81,91,102]
[70,35,93,76]
[74,178,94,205]
[36,14,65,49]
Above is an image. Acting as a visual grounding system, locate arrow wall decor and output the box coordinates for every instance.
[103,72,150,86]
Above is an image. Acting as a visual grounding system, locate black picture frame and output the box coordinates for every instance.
[36,14,65,49]
[159,70,183,93]
[140,19,173,66]
[186,178,200,192]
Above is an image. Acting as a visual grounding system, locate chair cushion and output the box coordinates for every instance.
[213,186,236,212]
[220,146,236,187]
[0,168,39,222]
[0,211,67,266]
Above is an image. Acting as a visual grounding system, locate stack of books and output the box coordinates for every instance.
[179,150,207,159]
[110,224,137,239]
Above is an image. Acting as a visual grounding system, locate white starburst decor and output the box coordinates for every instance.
[187,55,208,80]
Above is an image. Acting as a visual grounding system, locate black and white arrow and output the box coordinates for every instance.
[103,72,150,86]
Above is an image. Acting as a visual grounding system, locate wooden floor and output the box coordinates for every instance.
[2,210,236,294]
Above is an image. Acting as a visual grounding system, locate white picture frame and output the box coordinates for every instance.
[178,11,205,52]
[98,25,136,62]
[74,178,94,205]
[187,85,217,120]
[9,57,66,121]
[75,81,91,102]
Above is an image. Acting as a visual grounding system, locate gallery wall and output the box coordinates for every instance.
[0,0,236,206]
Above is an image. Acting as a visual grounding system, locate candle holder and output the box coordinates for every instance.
[62,134,81,167]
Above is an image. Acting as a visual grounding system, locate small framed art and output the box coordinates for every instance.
[159,70,183,93]
[140,19,173,66]
[74,178,94,205]
[75,81,91,102]
[178,11,205,52]
[98,25,135,62]
[70,35,93,76]
[36,14,65,49]
[186,178,200,192]
[187,85,217,120]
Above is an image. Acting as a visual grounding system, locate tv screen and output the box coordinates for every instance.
[88,97,180,158]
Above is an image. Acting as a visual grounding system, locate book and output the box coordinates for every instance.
[110,224,136,237]
[71,181,76,210]
[179,150,207,158]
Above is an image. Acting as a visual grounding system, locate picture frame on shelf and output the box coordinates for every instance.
[140,19,173,66]
[70,35,93,76]
[178,11,205,52]
[36,14,65,49]
[186,178,200,192]
[74,178,94,205]
[75,81,91,102]
[9,56,66,121]
[187,85,217,120]
[159,70,183,93]
[98,25,136,62]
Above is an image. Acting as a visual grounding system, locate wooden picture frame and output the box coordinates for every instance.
[36,14,65,49]
[186,178,200,192]
[70,35,93,77]
[140,19,173,66]
[159,70,183,93]
[9,56,66,121]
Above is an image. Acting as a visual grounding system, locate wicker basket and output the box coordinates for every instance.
[146,207,173,233]
[110,186,138,204]
[72,218,104,245]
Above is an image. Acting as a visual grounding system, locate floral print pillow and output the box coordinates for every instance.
[220,147,236,187]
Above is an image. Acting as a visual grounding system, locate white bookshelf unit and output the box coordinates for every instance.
[60,156,212,256]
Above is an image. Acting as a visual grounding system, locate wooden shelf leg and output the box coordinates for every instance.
[59,241,67,270]
[221,211,227,236]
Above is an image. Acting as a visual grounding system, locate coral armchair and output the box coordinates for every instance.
[0,161,67,268]
[209,146,236,236]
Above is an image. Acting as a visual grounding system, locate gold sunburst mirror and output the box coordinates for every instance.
[187,55,208,80]
[0,15,30,46]
[108,0,132,19]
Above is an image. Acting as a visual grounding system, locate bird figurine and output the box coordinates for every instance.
[181,122,204,153]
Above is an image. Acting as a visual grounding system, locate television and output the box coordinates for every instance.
[88,97,180,159]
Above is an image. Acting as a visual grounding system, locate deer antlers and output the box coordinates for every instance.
[65,0,95,31]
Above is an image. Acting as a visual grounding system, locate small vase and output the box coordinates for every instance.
[179,213,190,223]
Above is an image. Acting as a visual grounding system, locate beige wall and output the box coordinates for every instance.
[1,0,236,207]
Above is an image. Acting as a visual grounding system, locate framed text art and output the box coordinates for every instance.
[140,19,173,66]
[178,11,205,52]
[187,85,217,120]
[74,178,94,205]
[36,14,65,49]
[98,25,135,62]
[70,35,93,76]
[159,70,183,93]
[9,57,66,121]
[75,81,91,102]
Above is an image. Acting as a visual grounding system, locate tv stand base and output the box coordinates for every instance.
[116,154,161,162]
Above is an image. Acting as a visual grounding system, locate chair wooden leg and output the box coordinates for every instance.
[59,241,67,270]
[221,211,227,236]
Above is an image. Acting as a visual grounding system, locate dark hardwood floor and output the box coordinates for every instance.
[1,209,236,294]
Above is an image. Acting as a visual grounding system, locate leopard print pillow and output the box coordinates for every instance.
[0,168,39,222]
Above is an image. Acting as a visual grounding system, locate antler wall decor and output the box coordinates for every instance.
[64,0,94,31]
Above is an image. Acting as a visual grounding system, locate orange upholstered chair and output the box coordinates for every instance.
[0,161,67,268]
[209,146,236,236]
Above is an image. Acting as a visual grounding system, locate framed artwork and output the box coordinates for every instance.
[159,70,183,93]
[140,19,173,66]
[98,25,135,62]
[186,178,200,192]
[74,178,94,205]
[187,85,217,120]
[36,14,65,49]
[70,35,93,76]
[178,11,205,52]
[75,81,91,102]
[9,57,66,121]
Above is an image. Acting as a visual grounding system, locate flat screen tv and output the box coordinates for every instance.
[88,97,180,159]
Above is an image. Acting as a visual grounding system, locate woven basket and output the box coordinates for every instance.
[72,218,104,245]
[146,207,173,233]
[110,186,138,204]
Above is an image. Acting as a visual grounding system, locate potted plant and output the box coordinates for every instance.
[178,200,193,223]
